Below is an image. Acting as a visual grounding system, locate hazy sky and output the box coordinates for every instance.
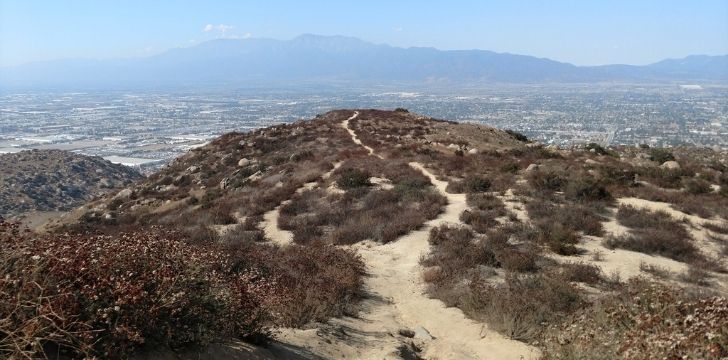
[1,0,727,67]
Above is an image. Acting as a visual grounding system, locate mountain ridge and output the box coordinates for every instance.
[2,34,726,89]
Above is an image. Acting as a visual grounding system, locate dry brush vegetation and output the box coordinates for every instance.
[4,110,728,358]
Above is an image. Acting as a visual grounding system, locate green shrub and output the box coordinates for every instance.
[649,148,675,164]
[336,168,371,189]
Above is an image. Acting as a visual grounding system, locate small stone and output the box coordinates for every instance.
[398,329,415,338]
[525,164,540,172]
[414,326,434,340]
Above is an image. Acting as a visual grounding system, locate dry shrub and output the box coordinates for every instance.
[0,223,274,359]
[704,221,728,235]
[464,175,491,193]
[465,274,584,342]
[639,261,671,279]
[495,249,538,273]
[536,221,581,255]
[244,244,365,327]
[336,168,371,189]
[527,169,567,192]
[527,200,604,237]
[560,262,603,285]
[683,178,712,195]
[220,225,265,246]
[424,225,499,279]
[608,205,706,265]
[565,177,611,202]
[460,209,499,234]
[678,266,712,286]
[541,279,727,359]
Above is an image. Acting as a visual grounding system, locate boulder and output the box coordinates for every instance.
[238,158,251,167]
[113,188,133,200]
[525,164,540,172]
[468,148,479,154]
[660,161,680,170]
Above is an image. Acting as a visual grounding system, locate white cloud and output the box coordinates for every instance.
[203,24,234,35]
[393,27,404,32]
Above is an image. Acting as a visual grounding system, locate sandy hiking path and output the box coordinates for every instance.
[273,112,539,359]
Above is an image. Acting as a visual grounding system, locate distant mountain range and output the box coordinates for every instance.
[1,34,726,89]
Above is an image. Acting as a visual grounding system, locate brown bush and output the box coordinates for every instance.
[0,223,274,359]
[609,205,708,264]
[683,178,713,195]
[424,225,498,277]
[536,221,581,255]
[541,279,728,359]
[527,169,567,192]
[465,274,584,342]
[560,262,603,285]
[336,168,372,189]
[495,249,538,273]
[244,244,365,327]
[704,221,728,235]
[603,229,701,264]
[527,200,604,237]
[565,177,611,202]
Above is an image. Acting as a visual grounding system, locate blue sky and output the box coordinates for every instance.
[1,0,727,67]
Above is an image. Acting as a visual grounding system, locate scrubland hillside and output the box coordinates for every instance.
[3,110,727,359]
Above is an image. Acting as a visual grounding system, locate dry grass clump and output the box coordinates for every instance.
[541,279,727,359]
[639,261,672,279]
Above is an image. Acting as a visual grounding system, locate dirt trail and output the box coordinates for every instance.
[261,162,343,247]
[277,113,537,359]
[342,111,383,159]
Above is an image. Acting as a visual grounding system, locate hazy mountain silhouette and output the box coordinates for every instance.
[1,34,726,89]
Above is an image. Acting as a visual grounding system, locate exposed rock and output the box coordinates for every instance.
[660,160,680,169]
[220,177,231,189]
[186,165,200,173]
[467,148,479,154]
[526,164,540,172]
[113,188,134,200]
[413,326,434,340]
[398,329,415,338]
[238,158,251,167]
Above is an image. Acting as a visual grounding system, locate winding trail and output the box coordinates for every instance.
[279,112,538,359]
[261,162,343,247]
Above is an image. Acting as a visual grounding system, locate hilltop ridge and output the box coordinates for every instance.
[6,109,728,359]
